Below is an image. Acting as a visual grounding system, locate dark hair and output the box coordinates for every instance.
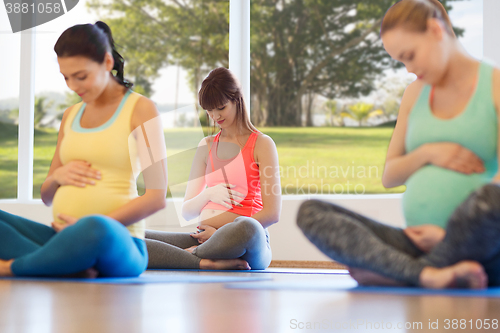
[381,0,455,38]
[54,21,133,88]
[198,67,257,135]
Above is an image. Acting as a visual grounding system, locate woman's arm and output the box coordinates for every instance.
[104,97,168,226]
[382,80,484,188]
[41,107,69,205]
[181,138,212,220]
[41,107,101,206]
[491,68,500,182]
[181,137,246,221]
[382,80,433,188]
[249,134,281,228]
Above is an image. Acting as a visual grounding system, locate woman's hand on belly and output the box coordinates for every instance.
[403,224,446,253]
[190,225,216,244]
[53,160,102,187]
[427,142,485,175]
[51,213,78,233]
[206,183,245,210]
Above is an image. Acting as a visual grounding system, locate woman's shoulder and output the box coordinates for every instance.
[130,94,160,129]
[202,133,219,145]
[491,65,500,88]
[254,132,277,151]
[59,102,84,131]
[255,132,274,143]
[398,79,426,117]
[196,133,219,155]
[133,94,158,114]
[404,79,425,98]
[490,67,500,113]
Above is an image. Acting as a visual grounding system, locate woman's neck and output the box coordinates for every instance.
[88,75,125,108]
[435,45,479,89]
[219,125,251,140]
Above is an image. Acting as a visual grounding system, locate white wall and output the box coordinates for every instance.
[146,194,406,261]
[484,0,500,65]
[263,195,405,261]
[0,194,405,261]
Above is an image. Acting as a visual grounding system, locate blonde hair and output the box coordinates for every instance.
[381,0,455,38]
[198,67,258,136]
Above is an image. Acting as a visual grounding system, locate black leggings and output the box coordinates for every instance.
[297,184,500,286]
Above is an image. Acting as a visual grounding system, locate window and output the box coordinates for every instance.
[30,0,229,199]
[0,9,21,199]
[0,0,485,202]
[250,0,484,195]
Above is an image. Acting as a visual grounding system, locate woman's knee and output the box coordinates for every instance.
[460,184,500,219]
[231,217,264,240]
[76,215,122,246]
[476,184,500,203]
[296,199,343,230]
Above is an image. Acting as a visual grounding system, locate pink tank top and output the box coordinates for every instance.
[202,131,263,216]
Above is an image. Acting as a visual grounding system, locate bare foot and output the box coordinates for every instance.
[0,259,14,277]
[63,268,99,279]
[200,259,251,270]
[185,245,198,254]
[419,261,487,289]
[348,267,407,287]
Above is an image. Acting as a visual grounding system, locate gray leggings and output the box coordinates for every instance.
[145,216,272,270]
[297,184,500,286]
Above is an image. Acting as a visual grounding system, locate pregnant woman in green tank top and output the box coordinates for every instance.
[297,0,500,289]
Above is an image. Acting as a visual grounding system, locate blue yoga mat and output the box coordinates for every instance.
[0,274,272,285]
[149,268,350,275]
[224,280,500,297]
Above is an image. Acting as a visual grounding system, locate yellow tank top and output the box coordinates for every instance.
[52,89,145,239]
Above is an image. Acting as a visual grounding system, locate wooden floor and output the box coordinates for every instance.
[1,269,500,333]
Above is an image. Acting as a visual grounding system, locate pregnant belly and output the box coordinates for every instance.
[52,184,133,223]
[403,165,489,228]
[199,209,242,229]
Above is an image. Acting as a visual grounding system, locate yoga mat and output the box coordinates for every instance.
[149,268,350,275]
[0,274,272,285]
[224,279,500,298]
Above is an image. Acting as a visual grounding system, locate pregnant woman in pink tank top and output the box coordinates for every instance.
[145,68,282,270]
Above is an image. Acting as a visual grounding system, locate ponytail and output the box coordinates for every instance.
[93,21,132,88]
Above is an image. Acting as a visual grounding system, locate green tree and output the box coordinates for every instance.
[341,102,383,126]
[9,96,54,128]
[371,74,413,120]
[381,98,400,120]
[323,99,344,127]
[56,92,82,120]
[8,108,18,122]
[88,0,463,126]
[88,0,229,99]
[34,97,54,127]
[250,0,463,126]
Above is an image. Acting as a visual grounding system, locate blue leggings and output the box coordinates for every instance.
[0,210,148,277]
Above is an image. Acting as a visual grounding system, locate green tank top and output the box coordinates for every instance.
[403,61,498,228]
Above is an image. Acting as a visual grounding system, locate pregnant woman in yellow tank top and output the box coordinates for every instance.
[297,0,500,289]
[0,22,167,278]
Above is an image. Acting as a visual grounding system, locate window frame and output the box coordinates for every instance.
[17,28,36,202]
